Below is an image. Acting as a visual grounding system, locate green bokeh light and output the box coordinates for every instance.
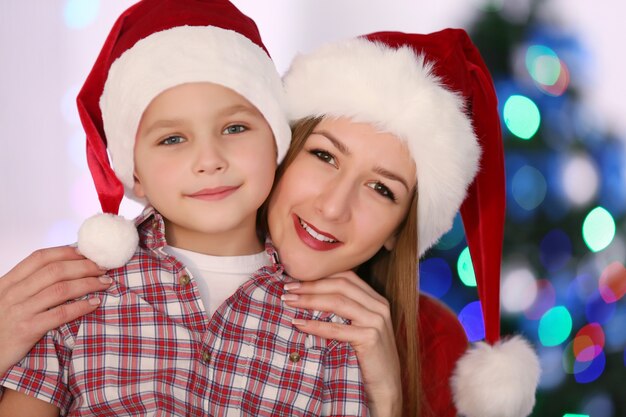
[538,306,572,347]
[456,246,476,287]
[563,415,589,417]
[503,95,541,140]
[582,206,616,252]
[526,45,561,86]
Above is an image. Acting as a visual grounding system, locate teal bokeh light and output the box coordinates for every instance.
[582,207,616,252]
[64,0,100,29]
[457,246,476,287]
[503,95,541,139]
[526,45,561,86]
[539,306,572,347]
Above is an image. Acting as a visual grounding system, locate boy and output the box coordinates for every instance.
[0,0,367,415]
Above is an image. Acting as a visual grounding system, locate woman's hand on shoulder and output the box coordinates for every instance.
[282,271,402,417]
[0,245,110,374]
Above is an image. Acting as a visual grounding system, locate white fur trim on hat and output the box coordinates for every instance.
[451,336,541,417]
[100,25,290,200]
[77,213,139,269]
[283,38,481,256]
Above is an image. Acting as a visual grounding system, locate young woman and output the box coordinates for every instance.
[0,29,539,417]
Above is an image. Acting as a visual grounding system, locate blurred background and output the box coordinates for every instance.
[1,1,625,415]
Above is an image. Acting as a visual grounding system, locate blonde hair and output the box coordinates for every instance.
[262,117,422,416]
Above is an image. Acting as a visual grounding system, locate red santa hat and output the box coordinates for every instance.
[76,0,290,269]
[282,28,540,417]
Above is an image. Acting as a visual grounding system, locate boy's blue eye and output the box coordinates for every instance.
[160,135,185,145]
[223,124,247,135]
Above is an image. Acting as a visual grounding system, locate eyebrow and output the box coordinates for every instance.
[142,119,185,137]
[142,105,261,137]
[312,129,411,192]
[311,130,351,156]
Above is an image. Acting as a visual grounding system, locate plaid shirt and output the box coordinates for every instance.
[1,207,368,416]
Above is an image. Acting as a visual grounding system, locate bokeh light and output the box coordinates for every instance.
[503,95,541,139]
[537,346,566,390]
[580,392,615,417]
[582,207,616,252]
[419,257,453,298]
[574,350,606,383]
[502,267,538,313]
[525,279,556,320]
[573,323,604,361]
[458,301,484,342]
[585,291,616,325]
[539,306,572,347]
[604,308,626,351]
[63,0,100,29]
[526,45,560,85]
[539,229,572,271]
[560,153,599,207]
[457,246,476,287]
[435,214,465,250]
[511,165,547,210]
[598,261,626,303]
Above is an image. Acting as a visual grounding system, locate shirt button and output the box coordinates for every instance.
[289,352,301,363]
[202,350,211,364]
[179,274,191,286]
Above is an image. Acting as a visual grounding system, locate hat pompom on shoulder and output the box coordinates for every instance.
[77,213,138,270]
[451,335,541,417]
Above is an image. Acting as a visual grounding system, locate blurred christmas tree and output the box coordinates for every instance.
[421,2,626,416]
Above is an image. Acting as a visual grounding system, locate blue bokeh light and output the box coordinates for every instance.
[64,0,100,29]
[458,301,485,342]
[419,257,453,298]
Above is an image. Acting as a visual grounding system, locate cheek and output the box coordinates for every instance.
[353,206,404,247]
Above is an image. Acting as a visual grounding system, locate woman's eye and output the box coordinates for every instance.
[369,182,397,202]
[160,135,185,145]
[309,149,337,167]
[223,124,247,135]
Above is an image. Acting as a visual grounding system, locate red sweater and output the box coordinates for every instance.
[415,294,468,417]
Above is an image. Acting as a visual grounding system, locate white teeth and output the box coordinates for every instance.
[299,218,337,243]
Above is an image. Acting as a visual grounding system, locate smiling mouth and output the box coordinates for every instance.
[298,217,338,243]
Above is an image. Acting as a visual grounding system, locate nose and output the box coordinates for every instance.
[313,175,353,223]
[193,137,228,174]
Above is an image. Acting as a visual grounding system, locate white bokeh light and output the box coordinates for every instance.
[561,152,599,206]
[502,266,539,313]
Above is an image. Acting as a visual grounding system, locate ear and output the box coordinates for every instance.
[383,234,398,251]
[132,171,146,199]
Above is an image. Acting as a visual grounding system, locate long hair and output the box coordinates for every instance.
[261,117,421,416]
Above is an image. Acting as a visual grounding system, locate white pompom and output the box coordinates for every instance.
[451,335,541,417]
[77,213,139,270]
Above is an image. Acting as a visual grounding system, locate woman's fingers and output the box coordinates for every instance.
[31,297,102,336]
[284,291,384,328]
[291,318,382,348]
[28,275,112,314]
[285,275,391,319]
[7,257,105,303]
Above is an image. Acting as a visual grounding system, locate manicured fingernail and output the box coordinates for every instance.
[292,319,307,326]
[281,294,299,302]
[88,297,101,306]
[99,276,113,284]
[284,282,301,291]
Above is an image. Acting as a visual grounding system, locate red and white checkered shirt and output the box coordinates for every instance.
[1,207,368,416]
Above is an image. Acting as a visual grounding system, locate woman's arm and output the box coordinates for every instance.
[0,246,110,374]
[282,271,402,417]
